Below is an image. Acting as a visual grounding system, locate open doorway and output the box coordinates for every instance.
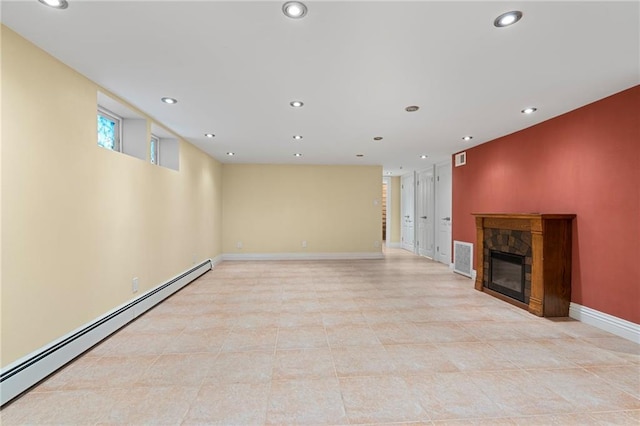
[382,181,388,242]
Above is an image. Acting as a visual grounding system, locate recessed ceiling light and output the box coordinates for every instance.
[420,155,428,159]
[226,152,235,156]
[205,133,215,138]
[290,101,304,108]
[38,0,68,9]
[283,1,307,19]
[293,153,303,157]
[494,11,523,27]
[462,135,473,141]
[293,135,303,140]
[373,136,383,141]
[161,97,177,104]
[521,107,537,114]
[405,105,420,112]
[356,154,364,157]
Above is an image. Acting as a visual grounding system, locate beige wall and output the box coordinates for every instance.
[1,26,386,368]
[1,27,223,367]
[222,164,383,254]
[389,176,401,243]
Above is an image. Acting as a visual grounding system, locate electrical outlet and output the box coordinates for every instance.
[374,240,380,248]
[302,240,307,248]
[236,241,243,249]
[192,253,197,264]
[132,277,139,293]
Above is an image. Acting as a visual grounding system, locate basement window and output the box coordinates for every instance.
[96,91,179,170]
[150,122,180,171]
[150,134,160,165]
[98,91,148,160]
[97,108,122,152]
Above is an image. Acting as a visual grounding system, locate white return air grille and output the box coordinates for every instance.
[454,151,467,167]
[453,241,473,278]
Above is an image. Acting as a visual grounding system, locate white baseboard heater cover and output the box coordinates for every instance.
[453,241,473,278]
[0,260,212,406]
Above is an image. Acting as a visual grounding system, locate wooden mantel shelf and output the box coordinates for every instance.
[473,213,576,317]
[472,213,576,220]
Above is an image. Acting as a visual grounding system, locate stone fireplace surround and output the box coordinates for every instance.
[483,228,532,303]
[473,213,575,317]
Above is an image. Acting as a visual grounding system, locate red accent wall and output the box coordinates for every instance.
[452,86,640,324]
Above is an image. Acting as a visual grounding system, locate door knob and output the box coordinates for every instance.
[420,216,427,219]
[442,217,451,221]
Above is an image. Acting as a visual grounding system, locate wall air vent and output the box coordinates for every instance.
[453,240,473,278]
[454,151,467,167]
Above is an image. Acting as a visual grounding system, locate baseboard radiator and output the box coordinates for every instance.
[453,241,474,278]
[0,260,212,406]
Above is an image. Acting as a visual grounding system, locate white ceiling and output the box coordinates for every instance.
[2,1,639,175]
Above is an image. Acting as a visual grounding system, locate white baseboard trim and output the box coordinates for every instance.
[385,242,402,248]
[0,260,213,407]
[569,302,640,344]
[222,252,384,261]
[210,254,224,266]
[449,263,477,280]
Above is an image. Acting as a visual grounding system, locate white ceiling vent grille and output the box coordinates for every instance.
[453,240,473,278]
[454,151,467,167]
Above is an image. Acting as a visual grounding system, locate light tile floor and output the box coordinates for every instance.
[2,248,639,425]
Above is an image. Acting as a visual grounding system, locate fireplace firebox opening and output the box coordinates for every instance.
[489,250,526,303]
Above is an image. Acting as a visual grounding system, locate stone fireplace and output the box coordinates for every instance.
[483,228,533,304]
[473,213,575,317]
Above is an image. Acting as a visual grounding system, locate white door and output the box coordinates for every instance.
[436,161,452,265]
[401,173,415,252]
[416,168,435,258]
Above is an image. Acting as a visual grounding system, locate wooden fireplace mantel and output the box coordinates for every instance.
[473,213,575,317]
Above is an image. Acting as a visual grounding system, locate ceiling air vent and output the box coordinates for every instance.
[454,151,467,167]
